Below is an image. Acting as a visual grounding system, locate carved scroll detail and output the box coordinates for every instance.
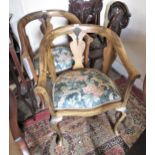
[69,27,86,69]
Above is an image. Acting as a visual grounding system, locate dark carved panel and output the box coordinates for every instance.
[108,1,131,36]
[69,0,103,24]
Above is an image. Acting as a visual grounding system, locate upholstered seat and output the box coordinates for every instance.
[53,69,121,110]
[34,46,73,74]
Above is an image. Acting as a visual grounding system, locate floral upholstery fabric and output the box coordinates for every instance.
[34,46,73,73]
[53,69,121,110]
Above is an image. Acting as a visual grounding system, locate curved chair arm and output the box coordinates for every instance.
[37,44,51,87]
[104,29,140,106]
[122,75,140,107]
[104,28,140,79]
[34,86,55,116]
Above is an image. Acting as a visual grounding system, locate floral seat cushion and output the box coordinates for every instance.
[34,46,73,73]
[53,69,122,110]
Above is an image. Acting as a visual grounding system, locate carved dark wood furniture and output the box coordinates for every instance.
[89,1,131,69]
[10,16,38,118]
[9,89,30,155]
[69,0,103,24]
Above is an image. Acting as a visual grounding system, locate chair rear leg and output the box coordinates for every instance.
[114,107,127,136]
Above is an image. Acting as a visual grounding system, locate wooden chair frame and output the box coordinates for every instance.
[18,10,93,84]
[35,24,140,145]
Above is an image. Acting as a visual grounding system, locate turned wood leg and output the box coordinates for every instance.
[114,107,127,136]
[50,116,63,146]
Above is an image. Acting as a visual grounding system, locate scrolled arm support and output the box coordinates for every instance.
[34,86,55,116]
[122,74,140,107]
[103,29,140,106]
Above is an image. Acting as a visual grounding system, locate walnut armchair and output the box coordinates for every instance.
[35,24,140,146]
[18,10,93,84]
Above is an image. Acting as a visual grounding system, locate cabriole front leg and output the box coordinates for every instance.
[114,107,127,136]
[50,116,63,146]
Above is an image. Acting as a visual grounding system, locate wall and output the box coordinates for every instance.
[9,0,146,89]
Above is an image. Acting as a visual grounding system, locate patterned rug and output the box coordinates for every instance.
[23,77,145,155]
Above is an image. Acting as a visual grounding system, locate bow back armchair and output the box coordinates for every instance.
[35,24,140,145]
[18,10,93,84]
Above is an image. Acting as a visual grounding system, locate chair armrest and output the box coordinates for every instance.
[38,42,57,87]
[9,89,31,155]
[122,74,140,107]
[34,86,55,115]
[106,29,141,106]
[114,31,140,78]
[106,28,140,79]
